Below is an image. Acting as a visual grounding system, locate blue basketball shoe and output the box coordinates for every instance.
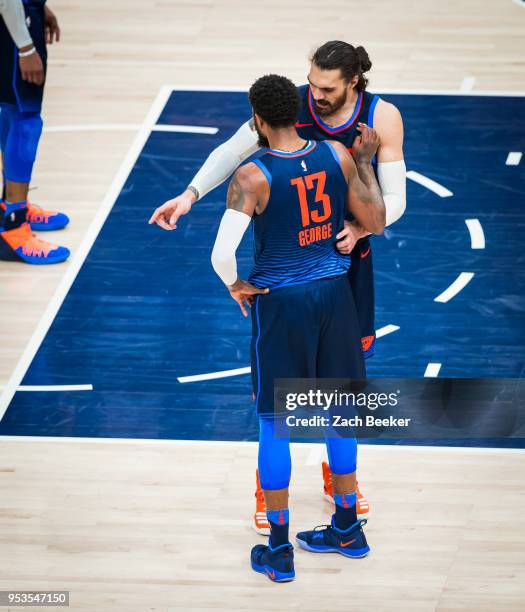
[0,222,70,264]
[296,517,370,558]
[27,201,69,231]
[251,542,295,582]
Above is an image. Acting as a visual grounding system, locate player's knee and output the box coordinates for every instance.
[326,435,357,475]
[3,110,43,183]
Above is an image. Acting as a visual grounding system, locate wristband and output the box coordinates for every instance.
[18,46,36,57]
[187,185,199,201]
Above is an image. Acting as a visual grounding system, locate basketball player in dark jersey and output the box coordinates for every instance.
[150,41,406,532]
[0,0,69,264]
[210,74,385,582]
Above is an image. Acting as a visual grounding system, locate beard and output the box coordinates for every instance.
[253,116,270,148]
[313,89,348,117]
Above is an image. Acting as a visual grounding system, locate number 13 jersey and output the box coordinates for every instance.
[248,139,350,290]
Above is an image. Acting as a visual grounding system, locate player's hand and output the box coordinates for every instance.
[44,6,61,44]
[336,220,359,255]
[352,122,380,164]
[148,190,196,230]
[18,46,45,85]
[228,279,269,317]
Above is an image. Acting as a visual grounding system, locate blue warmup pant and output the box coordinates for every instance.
[0,104,43,184]
[258,415,358,490]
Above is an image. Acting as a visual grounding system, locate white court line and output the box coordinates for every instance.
[406,171,453,197]
[0,385,94,392]
[506,152,522,166]
[178,325,400,383]
[44,124,218,135]
[178,366,251,383]
[424,363,442,378]
[163,85,525,97]
[460,76,476,92]
[465,219,485,249]
[0,84,174,423]
[0,435,523,454]
[376,324,400,338]
[434,272,475,303]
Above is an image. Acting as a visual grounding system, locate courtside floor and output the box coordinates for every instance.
[0,88,523,442]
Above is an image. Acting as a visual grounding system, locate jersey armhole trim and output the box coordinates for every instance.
[323,141,348,183]
[368,95,380,128]
[251,158,272,188]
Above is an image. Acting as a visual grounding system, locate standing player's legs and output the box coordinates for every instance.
[0,104,69,264]
[249,285,319,582]
[0,6,69,264]
[296,276,370,558]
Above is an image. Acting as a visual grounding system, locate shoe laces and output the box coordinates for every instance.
[27,203,51,223]
[18,225,56,257]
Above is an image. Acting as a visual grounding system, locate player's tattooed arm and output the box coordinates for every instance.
[226,163,268,216]
[329,140,385,235]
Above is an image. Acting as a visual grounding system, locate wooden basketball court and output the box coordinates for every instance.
[1,1,524,610]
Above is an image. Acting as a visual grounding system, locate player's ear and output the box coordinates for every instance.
[254,113,263,130]
[348,75,358,90]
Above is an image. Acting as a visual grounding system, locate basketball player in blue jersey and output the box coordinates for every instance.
[210,74,385,582]
[150,41,405,531]
[0,0,70,265]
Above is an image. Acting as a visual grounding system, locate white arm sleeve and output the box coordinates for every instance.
[377,160,407,227]
[0,0,32,48]
[190,120,261,200]
[211,209,252,285]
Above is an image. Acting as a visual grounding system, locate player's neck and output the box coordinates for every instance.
[267,128,307,152]
[323,88,360,127]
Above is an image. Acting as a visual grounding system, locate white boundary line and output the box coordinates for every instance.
[44,124,218,135]
[178,366,251,383]
[162,85,525,97]
[434,272,475,303]
[506,152,522,166]
[465,219,486,249]
[0,384,93,392]
[0,434,522,453]
[424,363,442,378]
[406,171,453,197]
[0,85,174,423]
[376,324,400,338]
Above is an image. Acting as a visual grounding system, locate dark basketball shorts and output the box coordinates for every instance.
[250,274,366,416]
[0,3,47,112]
[348,236,375,358]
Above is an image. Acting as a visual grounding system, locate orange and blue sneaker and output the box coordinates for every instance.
[251,542,295,582]
[26,201,69,231]
[296,517,370,559]
[322,461,370,519]
[0,222,70,264]
[253,469,270,536]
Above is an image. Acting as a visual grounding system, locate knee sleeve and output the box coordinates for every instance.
[3,107,43,183]
[325,434,357,475]
[258,415,292,490]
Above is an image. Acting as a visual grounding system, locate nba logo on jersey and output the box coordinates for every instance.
[301,160,307,172]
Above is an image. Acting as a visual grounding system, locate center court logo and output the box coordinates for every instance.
[285,389,399,412]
